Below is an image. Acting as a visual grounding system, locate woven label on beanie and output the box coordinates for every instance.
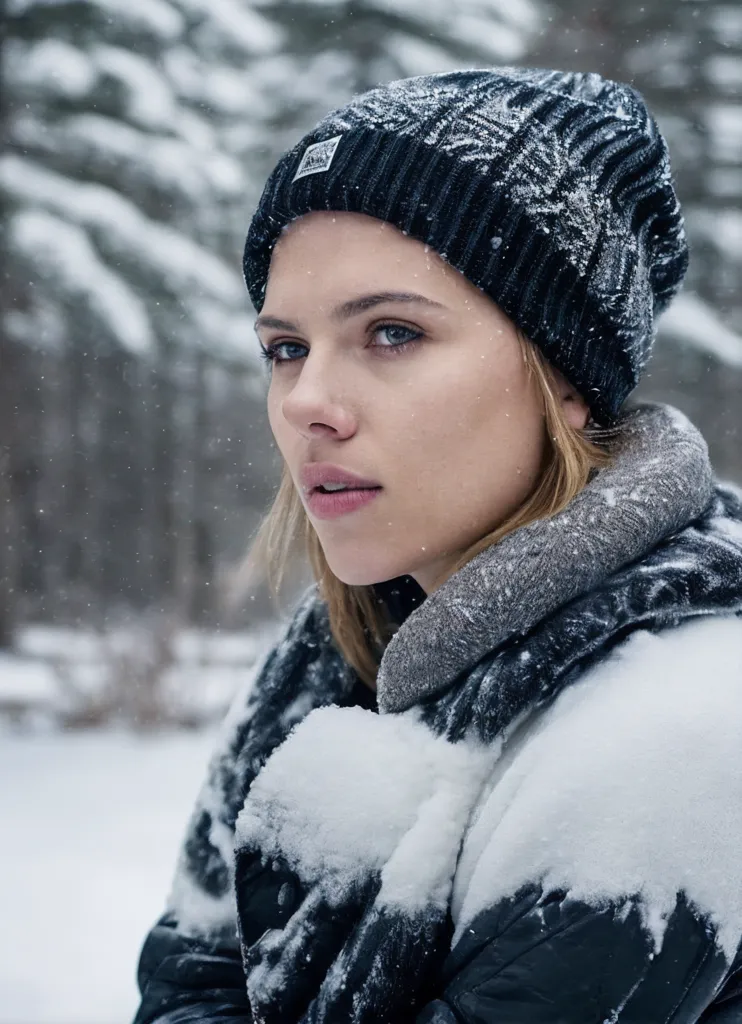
[292,135,343,182]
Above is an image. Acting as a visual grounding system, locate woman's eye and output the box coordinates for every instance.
[259,323,423,367]
[373,323,423,352]
[259,341,307,365]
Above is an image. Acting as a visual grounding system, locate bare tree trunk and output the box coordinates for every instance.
[191,351,214,625]
[0,336,18,648]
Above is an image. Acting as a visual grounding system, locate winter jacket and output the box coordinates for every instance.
[132,403,742,1024]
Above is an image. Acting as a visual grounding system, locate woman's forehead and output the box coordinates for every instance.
[266,213,481,311]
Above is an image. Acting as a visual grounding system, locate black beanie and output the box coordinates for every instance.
[243,67,689,424]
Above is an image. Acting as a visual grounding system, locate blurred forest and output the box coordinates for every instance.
[2,0,741,650]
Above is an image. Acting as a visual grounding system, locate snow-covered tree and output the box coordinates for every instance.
[1,0,282,632]
[2,0,279,361]
[0,0,543,637]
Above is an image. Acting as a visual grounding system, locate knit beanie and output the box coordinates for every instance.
[243,67,689,424]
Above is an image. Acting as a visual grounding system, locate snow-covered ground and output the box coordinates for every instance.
[0,621,280,730]
[0,727,219,1024]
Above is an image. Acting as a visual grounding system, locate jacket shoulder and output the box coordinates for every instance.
[453,615,742,961]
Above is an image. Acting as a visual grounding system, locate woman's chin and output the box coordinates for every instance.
[322,553,409,588]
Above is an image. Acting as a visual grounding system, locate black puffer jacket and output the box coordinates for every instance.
[132,406,742,1024]
[133,657,742,1024]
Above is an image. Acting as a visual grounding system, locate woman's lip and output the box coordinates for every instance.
[300,462,381,491]
[306,486,382,520]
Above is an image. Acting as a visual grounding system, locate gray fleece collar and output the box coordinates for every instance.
[376,402,715,715]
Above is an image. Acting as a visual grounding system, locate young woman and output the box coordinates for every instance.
[132,68,742,1023]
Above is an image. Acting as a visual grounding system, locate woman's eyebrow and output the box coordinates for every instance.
[331,291,447,320]
[254,314,299,332]
[254,291,446,334]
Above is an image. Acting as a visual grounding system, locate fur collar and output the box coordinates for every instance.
[377,402,715,713]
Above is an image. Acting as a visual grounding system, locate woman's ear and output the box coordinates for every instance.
[551,366,591,430]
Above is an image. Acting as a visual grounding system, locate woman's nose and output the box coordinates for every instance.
[280,352,357,440]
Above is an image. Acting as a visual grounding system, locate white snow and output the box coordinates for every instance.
[92,44,179,131]
[0,653,58,708]
[164,47,266,119]
[659,292,742,368]
[18,625,107,661]
[9,208,155,354]
[235,702,499,1014]
[706,103,742,163]
[235,705,497,910]
[7,39,186,132]
[599,486,617,507]
[162,628,290,938]
[0,154,256,360]
[37,113,244,202]
[445,14,536,60]
[383,33,463,78]
[692,209,742,262]
[1,621,279,728]
[6,609,740,1022]
[372,0,539,37]
[710,5,742,47]
[706,55,742,91]
[12,621,273,679]
[5,38,95,99]
[452,616,742,960]
[712,491,742,546]
[166,805,239,941]
[177,0,281,55]
[0,728,217,1024]
[0,156,241,305]
[710,209,742,261]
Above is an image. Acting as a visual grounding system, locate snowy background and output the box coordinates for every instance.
[0,727,216,1024]
[1,0,741,1021]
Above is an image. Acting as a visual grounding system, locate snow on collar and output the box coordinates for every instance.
[450,615,742,961]
[377,402,715,714]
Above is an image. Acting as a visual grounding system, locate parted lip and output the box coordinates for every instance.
[299,462,382,494]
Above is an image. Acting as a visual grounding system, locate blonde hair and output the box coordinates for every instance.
[237,332,614,688]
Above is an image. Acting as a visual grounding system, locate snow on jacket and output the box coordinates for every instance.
[132,403,742,1024]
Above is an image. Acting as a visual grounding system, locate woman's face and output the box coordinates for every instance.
[258,211,587,594]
